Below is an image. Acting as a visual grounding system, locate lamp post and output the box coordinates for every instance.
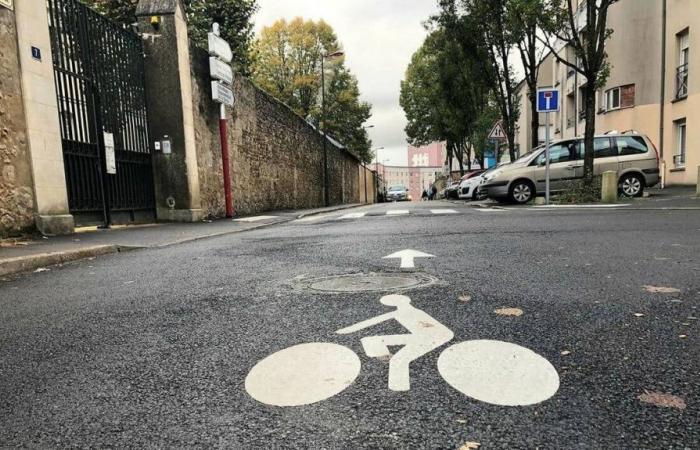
[321,50,345,206]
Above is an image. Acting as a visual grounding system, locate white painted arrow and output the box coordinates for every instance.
[383,249,435,269]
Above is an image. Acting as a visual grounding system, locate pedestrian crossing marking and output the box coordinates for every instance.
[430,209,457,215]
[386,210,409,216]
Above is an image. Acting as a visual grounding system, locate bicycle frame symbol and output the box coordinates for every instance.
[246,295,560,407]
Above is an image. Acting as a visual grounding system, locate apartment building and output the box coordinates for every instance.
[515,0,698,186]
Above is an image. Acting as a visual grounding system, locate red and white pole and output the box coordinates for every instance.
[219,103,234,218]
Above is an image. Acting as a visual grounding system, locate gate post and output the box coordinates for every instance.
[12,0,74,235]
[136,0,203,222]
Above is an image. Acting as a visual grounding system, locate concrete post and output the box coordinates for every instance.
[696,166,700,197]
[136,0,203,222]
[601,171,618,203]
[13,0,74,235]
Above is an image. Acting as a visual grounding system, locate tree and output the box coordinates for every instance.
[461,0,520,162]
[250,18,340,119]
[251,18,373,163]
[540,0,617,182]
[83,0,258,73]
[507,0,549,151]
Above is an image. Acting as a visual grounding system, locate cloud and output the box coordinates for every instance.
[254,0,438,166]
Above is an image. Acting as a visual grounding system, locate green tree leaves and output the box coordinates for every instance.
[250,18,373,163]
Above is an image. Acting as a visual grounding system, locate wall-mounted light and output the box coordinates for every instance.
[150,16,160,30]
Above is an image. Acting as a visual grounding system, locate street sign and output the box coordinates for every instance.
[103,132,116,174]
[209,57,233,85]
[488,122,507,140]
[207,32,233,63]
[211,80,234,107]
[537,88,560,112]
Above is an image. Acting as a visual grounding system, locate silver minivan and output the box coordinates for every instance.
[479,133,660,204]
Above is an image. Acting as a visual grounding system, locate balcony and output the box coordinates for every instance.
[676,64,688,100]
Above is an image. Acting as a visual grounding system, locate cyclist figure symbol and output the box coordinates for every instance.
[336,294,453,392]
[245,294,560,408]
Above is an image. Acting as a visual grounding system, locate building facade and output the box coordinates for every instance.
[514,0,698,186]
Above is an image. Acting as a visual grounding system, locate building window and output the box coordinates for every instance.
[604,84,635,111]
[677,30,689,100]
[675,119,686,167]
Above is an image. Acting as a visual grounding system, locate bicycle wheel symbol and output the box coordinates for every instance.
[245,295,560,407]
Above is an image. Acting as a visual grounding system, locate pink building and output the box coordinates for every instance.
[408,142,446,200]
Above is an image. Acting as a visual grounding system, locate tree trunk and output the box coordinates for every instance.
[529,89,539,150]
[583,81,597,182]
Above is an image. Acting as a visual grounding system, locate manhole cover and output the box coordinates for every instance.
[295,272,438,293]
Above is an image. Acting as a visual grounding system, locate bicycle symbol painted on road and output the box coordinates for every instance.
[245,295,560,407]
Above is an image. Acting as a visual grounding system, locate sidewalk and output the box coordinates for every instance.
[0,204,362,277]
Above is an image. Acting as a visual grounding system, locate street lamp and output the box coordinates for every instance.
[321,50,345,206]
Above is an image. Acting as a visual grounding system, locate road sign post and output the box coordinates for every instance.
[536,89,560,205]
[209,23,235,218]
[488,122,507,169]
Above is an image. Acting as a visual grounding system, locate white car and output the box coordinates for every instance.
[458,173,487,200]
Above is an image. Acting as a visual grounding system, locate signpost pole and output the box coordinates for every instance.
[210,23,234,218]
[219,103,234,218]
[545,112,551,205]
[494,140,499,169]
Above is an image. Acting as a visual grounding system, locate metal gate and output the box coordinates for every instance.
[47,0,154,225]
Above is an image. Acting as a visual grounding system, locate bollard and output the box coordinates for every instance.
[697,166,700,198]
[601,170,618,203]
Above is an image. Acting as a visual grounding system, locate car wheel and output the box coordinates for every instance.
[620,173,644,198]
[508,180,534,204]
[471,190,478,201]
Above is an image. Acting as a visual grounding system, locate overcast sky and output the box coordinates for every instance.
[254,1,439,166]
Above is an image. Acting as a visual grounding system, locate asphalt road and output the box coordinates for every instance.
[1,201,698,449]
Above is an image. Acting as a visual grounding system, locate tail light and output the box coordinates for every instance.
[650,139,660,166]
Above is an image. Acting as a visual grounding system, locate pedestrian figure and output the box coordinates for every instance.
[430,184,437,201]
[421,189,428,201]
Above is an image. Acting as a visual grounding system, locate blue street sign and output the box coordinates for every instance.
[537,88,560,112]
[31,46,41,61]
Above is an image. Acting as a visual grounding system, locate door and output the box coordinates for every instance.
[588,137,618,175]
[533,141,583,192]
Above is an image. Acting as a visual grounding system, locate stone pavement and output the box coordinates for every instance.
[0,204,362,277]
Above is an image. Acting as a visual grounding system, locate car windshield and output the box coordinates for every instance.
[388,186,405,191]
[513,148,543,164]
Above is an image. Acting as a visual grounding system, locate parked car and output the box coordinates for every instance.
[443,180,461,199]
[458,169,492,200]
[479,133,660,204]
[386,185,410,202]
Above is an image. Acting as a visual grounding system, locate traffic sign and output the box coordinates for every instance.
[537,88,560,112]
[208,32,233,63]
[488,122,507,140]
[209,57,233,85]
[211,81,234,107]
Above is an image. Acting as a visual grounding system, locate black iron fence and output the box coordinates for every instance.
[47,0,154,223]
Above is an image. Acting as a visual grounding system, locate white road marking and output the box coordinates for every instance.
[234,215,278,222]
[474,209,506,212]
[337,212,367,219]
[245,343,361,407]
[386,210,409,216]
[295,214,333,223]
[530,204,631,209]
[383,249,435,269]
[337,295,453,391]
[431,209,458,215]
[437,340,560,406]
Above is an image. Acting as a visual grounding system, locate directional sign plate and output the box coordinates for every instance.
[537,88,560,112]
[488,122,507,140]
[208,32,233,63]
[211,81,234,107]
[209,57,233,85]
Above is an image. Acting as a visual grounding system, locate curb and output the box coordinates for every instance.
[0,245,130,278]
[296,203,364,219]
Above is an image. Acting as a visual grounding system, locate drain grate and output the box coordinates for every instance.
[294,272,439,293]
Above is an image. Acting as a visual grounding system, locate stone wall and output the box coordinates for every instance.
[0,9,35,237]
[190,47,363,217]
